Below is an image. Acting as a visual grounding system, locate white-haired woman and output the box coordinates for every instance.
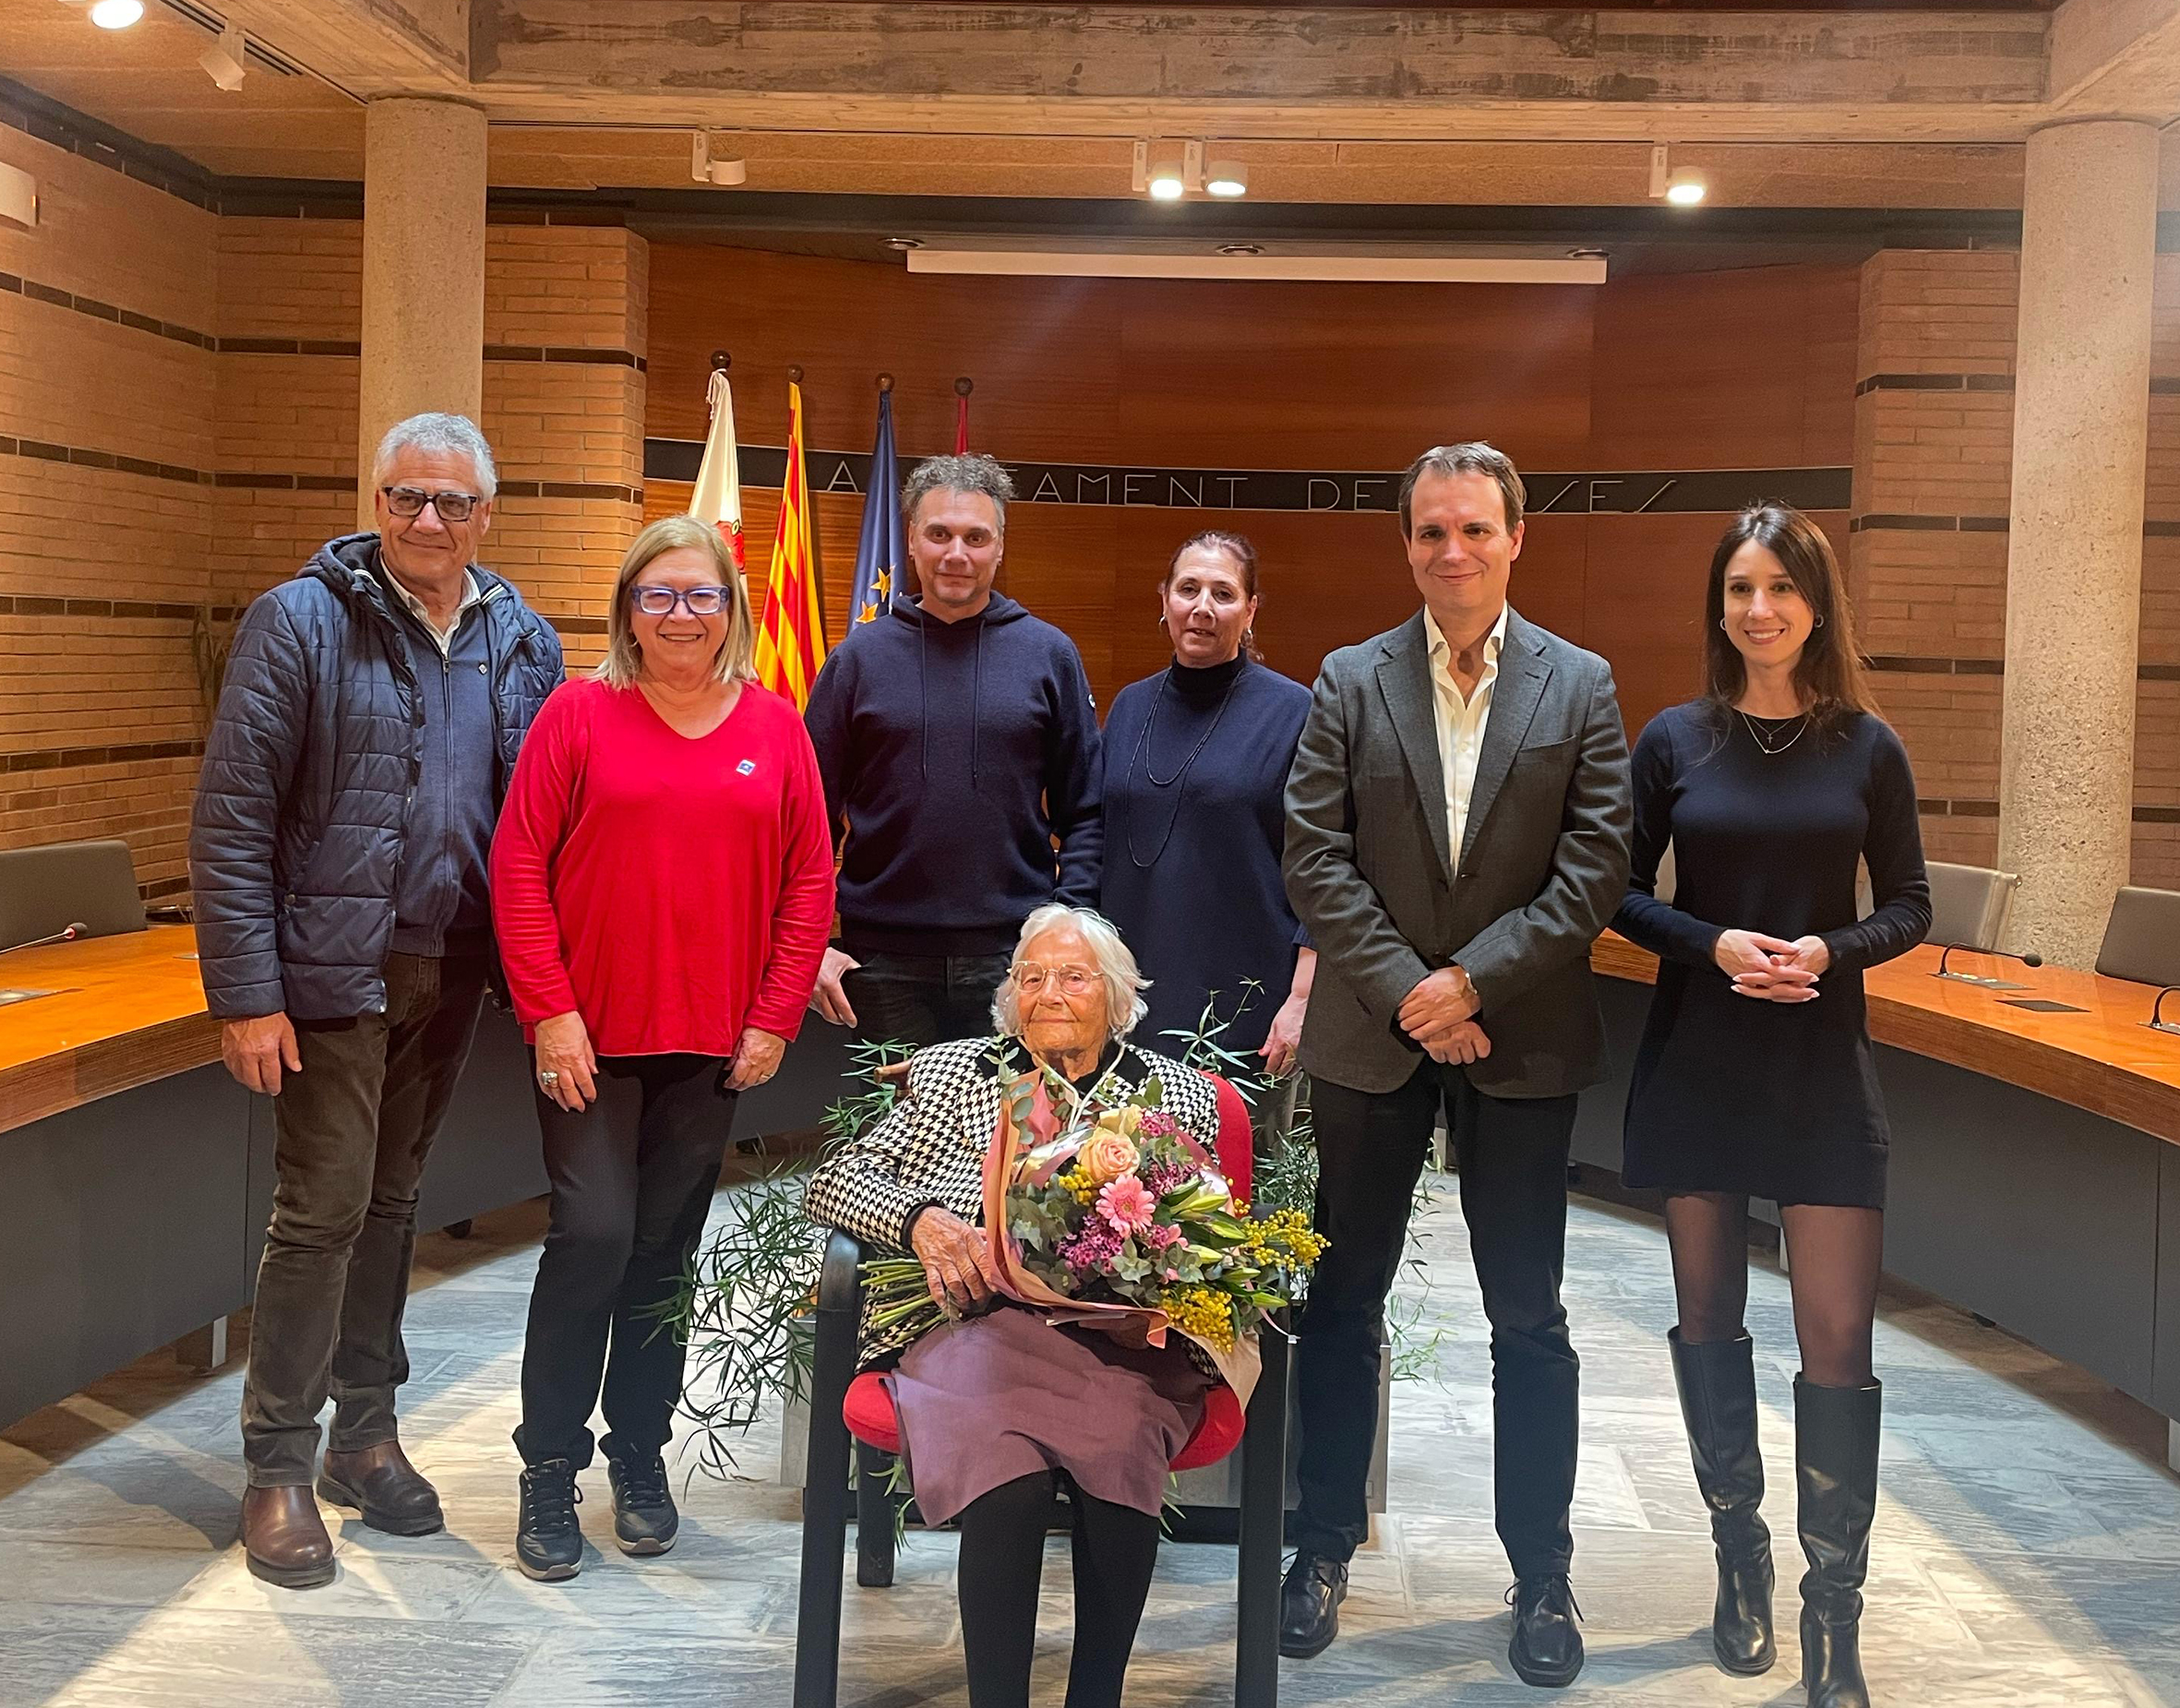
[491,513,835,1582]
[806,903,1218,1708]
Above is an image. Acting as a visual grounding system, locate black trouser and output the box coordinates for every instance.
[1295,1061,1581,1579]
[242,951,486,1487]
[515,1054,738,1470]
[841,948,1012,1050]
[956,1470,1162,1708]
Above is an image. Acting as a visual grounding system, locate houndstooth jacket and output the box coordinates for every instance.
[803,1033,1219,1368]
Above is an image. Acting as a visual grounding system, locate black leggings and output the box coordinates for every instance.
[1664,1193,1883,1387]
[955,1470,1161,1708]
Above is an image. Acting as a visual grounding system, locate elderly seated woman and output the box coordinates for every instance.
[805,902,1220,1708]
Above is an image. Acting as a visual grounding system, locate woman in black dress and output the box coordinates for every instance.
[1099,532,1313,1081]
[1614,505,1929,1708]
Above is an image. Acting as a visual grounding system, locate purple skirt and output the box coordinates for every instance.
[885,1303,1212,1524]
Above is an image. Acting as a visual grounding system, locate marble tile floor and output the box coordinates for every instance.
[4,1179,2179,1706]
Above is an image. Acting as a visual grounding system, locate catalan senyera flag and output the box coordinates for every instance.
[688,367,748,573]
[849,389,904,627]
[754,379,826,708]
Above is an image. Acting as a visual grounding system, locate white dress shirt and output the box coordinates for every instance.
[1422,603,1509,865]
[386,567,485,659]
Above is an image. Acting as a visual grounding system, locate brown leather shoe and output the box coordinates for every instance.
[241,1485,335,1589]
[319,1439,445,1536]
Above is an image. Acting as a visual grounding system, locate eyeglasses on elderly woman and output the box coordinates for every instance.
[631,584,732,616]
[1014,963,1098,996]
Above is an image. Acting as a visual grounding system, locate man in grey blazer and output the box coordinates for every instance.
[1279,442,1633,1685]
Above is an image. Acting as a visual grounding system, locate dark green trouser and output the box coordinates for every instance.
[240,952,486,1487]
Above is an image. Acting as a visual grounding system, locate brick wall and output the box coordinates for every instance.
[0,111,650,897]
[1851,246,2179,888]
[1848,248,2019,870]
[0,119,218,898]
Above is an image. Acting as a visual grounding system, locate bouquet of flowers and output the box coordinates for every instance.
[864,1067,1324,1402]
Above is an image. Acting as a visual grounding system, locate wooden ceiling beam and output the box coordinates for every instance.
[2047,0,2180,119]
[211,0,473,95]
[461,5,2052,143]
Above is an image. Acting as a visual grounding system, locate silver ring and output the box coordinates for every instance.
[538,1069,560,1087]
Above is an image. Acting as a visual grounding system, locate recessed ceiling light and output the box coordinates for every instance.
[1205,160,1248,198]
[89,0,144,27]
[1216,243,1264,257]
[882,236,924,251]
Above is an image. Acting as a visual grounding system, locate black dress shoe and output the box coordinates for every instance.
[1278,1550,1348,1659]
[606,1449,678,1557]
[1507,1574,1586,1688]
[516,1459,584,1583]
[318,1440,444,1537]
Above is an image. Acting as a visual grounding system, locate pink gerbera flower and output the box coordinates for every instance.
[1096,1176,1156,1236]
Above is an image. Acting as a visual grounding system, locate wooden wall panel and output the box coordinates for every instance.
[1588,262,1860,472]
[646,246,1863,721]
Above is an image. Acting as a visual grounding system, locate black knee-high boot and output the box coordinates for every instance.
[1794,1375,1882,1708]
[1670,1329,1776,1675]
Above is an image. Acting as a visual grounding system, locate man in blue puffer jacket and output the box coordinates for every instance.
[189,412,563,1589]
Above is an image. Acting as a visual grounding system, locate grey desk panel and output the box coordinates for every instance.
[1878,1045,2162,1405]
[1573,976,1647,1173]
[2159,1145,2180,1419]
[0,1063,252,1427]
[733,1018,858,1142]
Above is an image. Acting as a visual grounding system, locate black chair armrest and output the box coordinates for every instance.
[819,1229,867,1316]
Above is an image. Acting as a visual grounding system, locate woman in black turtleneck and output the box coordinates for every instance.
[1098,532,1314,1075]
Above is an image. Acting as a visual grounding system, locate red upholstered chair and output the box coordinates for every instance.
[793,1070,1291,1708]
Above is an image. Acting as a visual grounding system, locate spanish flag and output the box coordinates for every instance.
[754,379,826,708]
[689,367,747,572]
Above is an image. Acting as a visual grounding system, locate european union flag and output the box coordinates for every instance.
[850,389,905,626]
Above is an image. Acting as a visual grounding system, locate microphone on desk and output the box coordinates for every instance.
[1934,943,2043,985]
[0,922,89,956]
[2149,987,2180,1036]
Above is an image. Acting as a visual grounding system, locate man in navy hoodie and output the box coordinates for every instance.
[805,453,1102,1046]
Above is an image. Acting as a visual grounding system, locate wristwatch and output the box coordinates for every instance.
[1446,962,1479,1009]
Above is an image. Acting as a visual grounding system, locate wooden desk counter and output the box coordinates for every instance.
[0,926,218,1135]
[1589,934,2180,1149]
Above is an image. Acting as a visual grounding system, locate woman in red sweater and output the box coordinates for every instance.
[490,513,834,1583]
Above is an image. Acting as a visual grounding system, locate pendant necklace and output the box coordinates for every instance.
[1739,710,1810,757]
[1126,664,1242,869]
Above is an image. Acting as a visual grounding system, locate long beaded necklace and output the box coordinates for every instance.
[1739,709,1811,757]
[1125,663,1243,869]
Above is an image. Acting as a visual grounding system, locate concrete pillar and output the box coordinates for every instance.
[1995,118,2160,966]
[357,98,487,527]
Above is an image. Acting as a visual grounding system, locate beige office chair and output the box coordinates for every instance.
[2095,886,2180,987]
[0,838,147,951]
[1923,861,2018,952]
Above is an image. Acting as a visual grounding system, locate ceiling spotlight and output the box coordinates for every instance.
[1205,159,1248,198]
[1147,156,1186,201]
[689,131,747,187]
[89,0,143,27]
[882,236,924,251]
[1216,243,1264,257]
[199,23,246,90]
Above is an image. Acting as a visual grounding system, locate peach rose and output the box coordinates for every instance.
[1077,1129,1140,1186]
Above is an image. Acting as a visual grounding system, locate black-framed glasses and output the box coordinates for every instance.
[632,584,731,616]
[381,486,483,522]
